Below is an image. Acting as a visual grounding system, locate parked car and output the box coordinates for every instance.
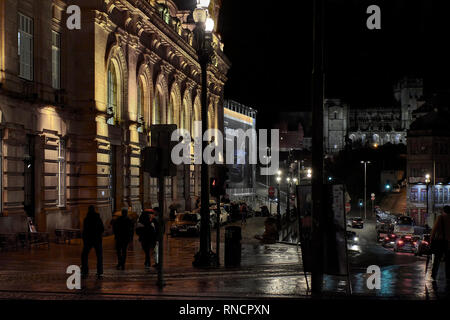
[414,234,431,256]
[351,217,364,229]
[170,213,201,237]
[393,235,417,253]
[210,208,230,227]
[382,233,397,248]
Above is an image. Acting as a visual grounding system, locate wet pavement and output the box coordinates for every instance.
[0,217,307,300]
[1,216,450,300]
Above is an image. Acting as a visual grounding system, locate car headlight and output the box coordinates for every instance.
[354,237,359,242]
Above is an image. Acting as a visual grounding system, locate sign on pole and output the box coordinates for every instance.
[268,186,275,199]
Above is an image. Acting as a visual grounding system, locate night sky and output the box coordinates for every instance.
[217,0,450,128]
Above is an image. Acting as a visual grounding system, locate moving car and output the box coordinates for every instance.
[414,234,431,256]
[346,231,359,244]
[351,217,364,229]
[393,216,415,236]
[170,213,201,237]
[382,233,397,248]
[393,235,417,253]
[376,219,394,241]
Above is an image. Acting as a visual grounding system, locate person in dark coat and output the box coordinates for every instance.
[137,209,157,268]
[431,206,450,281]
[81,206,104,278]
[112,208,133,270]
[151,207,163,268]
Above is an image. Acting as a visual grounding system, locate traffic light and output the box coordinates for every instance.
[210,177,220,197]
[210,165,229,197]
[385,184,391,191]
[359,199,363,207]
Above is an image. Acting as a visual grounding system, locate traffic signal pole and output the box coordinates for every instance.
[157,174,165,288]
[311,0,325,295]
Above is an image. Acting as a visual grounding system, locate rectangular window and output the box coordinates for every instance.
[57,139,66,207]
[52,31,61,89]
[165,177,172,198]
[420,189,427,203]
[410,188,418,203]
[18,13,33,80]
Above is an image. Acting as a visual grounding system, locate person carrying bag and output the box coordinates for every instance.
[430,206,450,281]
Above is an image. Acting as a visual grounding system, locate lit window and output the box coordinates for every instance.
[52,31,61,89]
[137,78,144,133]
[18,13,33,80]
[107,63,118,125]
[57,139,66,207]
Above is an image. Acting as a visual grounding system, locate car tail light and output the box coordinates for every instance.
[398,240,404,245]
[385,237,390,240]
[405,236,412,239]
[413,242,417,245]
[422,241,429,245]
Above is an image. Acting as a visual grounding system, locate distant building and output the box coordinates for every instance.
[406,108,450,226]
[223,100,257,202]
[324,77,424,153]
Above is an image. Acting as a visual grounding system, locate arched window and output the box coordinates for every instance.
[107,62,118,125]
[137,77,144,133]
[153,91,162,125]
[168,93,175,124]
[180,100,186,130]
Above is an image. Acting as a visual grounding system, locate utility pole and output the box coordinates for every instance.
[311,0,325,295]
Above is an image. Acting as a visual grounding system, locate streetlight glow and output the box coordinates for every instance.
[193,8,208,24]
[205,17,215,32]
[276,176,281,183]
[196,0,211,8]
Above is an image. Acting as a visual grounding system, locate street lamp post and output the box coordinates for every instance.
[286,177,291,218]
[361,161,371,220]
[425,174,431,226]
[276,174,282,226]
[193,0,216,267]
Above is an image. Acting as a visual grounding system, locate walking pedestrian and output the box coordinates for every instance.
[112,208,133,270]
[241,202,248,225]
[137,209,157,268]
[430,205,450,281]
[151,207,163,268]
[81,206,104,279]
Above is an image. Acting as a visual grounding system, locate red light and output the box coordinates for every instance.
[212,180,216,186]
[385,237,390,240]
[423,241,429,245]
[413,242,417,245]
[398,240,404,245]
[405,236,411,239]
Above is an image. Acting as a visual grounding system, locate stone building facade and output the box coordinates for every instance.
[324,78,424,154]
[0,0,230,235]
[406,109,450,226]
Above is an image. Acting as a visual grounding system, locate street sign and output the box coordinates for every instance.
[345,203,351,213]
[268,186,275,199]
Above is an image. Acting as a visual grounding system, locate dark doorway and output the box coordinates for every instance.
[110,145,117,213]
[24,135,35,218]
